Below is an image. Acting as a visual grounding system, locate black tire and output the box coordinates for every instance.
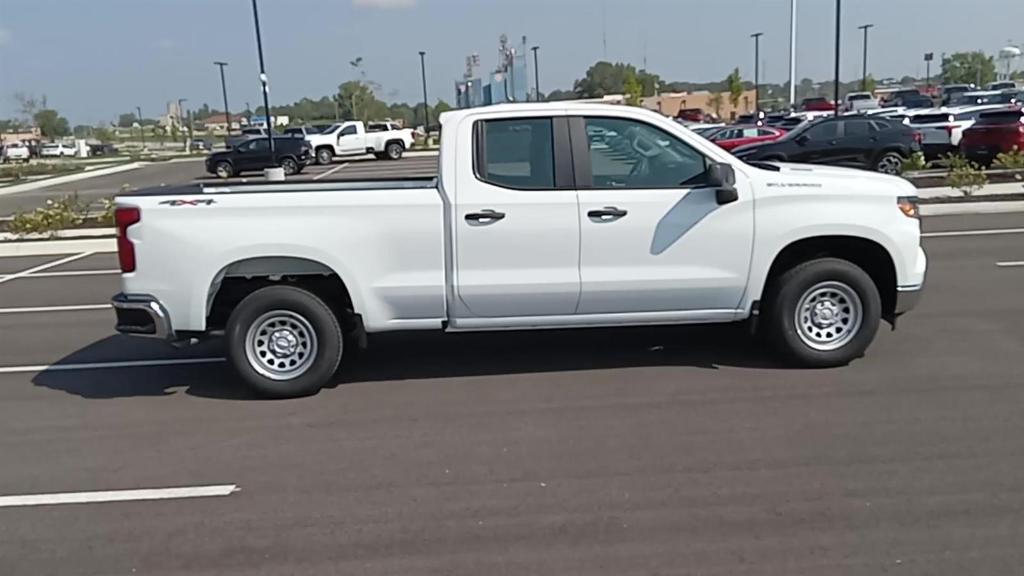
[215,160,234,179]
[280,157,299,175]
[225,286,343,398]
[874,151,904,175]
[385,142,404,160]
[374,152,386,160]
[762,258,881,367]
[316,147,333,165]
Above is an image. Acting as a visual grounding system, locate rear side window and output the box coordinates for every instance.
[842,119,877,137]
[476,118,555,190]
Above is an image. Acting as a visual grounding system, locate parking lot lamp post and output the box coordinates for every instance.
[419,51,430,133]
[751,33,763,117]
[249,0,274,154]
[177,98,188,150]
[532,46,541,101]
[833,0,842,117]
[214,61,232,144]
[858,24,874,92]
[788,0,797,109]
[136,106,146,149]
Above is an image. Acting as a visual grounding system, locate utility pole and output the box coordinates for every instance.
[213,61,232,145]
[136,106,146,149]
[833,0,842,117]
[531,46,541,101]
[419,51,430,131]
[250,0,274,154]
[789,0,798,108]
[858,24,874,91]
[924,52,934,90]
[751,33,764,117]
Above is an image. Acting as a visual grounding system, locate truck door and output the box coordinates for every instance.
[336,123,364,155]
[453,115,581,318]
[572,115,754,315]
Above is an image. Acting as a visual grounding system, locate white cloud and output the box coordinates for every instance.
[352,0,417,8]
[0,28,12,47]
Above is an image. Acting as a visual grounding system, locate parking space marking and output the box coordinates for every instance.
[0,252,95,286]
[0,304,111,315]
[0,269,120,280]
[0,357,225,375]
[0,484,239,508]
[996,261,1024,268]
[312,162,350,181]
[923,228,1024,238]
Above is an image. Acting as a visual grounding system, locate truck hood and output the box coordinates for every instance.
[751,161,918,195]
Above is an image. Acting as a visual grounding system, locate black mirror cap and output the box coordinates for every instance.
[795,134,810,145]
[706,162,736,188]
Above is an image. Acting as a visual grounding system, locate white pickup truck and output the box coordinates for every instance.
[305,121,415,165]
[111,103,926,398]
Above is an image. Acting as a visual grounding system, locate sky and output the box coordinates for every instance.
[0,0,1022,124]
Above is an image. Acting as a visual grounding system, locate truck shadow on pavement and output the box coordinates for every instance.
[33,324,780,400]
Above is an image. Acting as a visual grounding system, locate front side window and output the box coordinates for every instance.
[340,125,358,136]
[248,139,269,152]
[584,117,707,189]
[476,118,555,190]
[803,121,839,141]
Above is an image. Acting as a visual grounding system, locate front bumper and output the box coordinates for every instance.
[111,293,175,340]
[895,285,924,315]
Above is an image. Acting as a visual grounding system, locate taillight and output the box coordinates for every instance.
[115,206,141,273]
[912,131,923,145]
[945,125,955,136]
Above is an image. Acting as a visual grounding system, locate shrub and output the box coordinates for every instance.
[944,153,988,197]
[0,162,81,181]
[899,151,927,175]
[5,194,89,238]
[992,146,1024,176]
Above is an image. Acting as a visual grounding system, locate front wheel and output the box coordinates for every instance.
[215,161,234,179]
[763,258,881,367]
[226,286,343,398]
[316,147,333,165]
[280,157,299,175]
[875,152,904,175]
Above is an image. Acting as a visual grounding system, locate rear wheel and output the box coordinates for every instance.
[875,152,904,175]
[385,142,404,160]
[763,258,881,367]
[215,161,234,179]
[226,286,343,398]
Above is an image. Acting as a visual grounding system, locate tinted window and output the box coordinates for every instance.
[975,111,1024,125]
[477,118,554,190]
[584,117,707,189]
[340,125,358,136]
[248,139,269,152]
[804,121,839,140]
[758,128,777,137]
[713,128,741,141]
[843,119,878,137]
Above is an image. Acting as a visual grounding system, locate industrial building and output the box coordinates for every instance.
[455,35,531,108]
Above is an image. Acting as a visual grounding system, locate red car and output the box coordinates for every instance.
[800,97,837,112]
[960,108,1024,166]
[705,125,787,151]
[676,108,705,122]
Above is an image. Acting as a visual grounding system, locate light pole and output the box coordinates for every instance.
[136,106,146,149]
[751,33,764,117]
[531,46,541,101]
[789,0,798,108]
[858,24,874,91]
[924,52,934,90]
[177,98,188,150]
[833,0,842,117]
[249,0,274,154]
[419,51,430,132]
[213,61,232,144]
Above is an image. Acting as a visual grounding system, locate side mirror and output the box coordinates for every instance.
[795,134,810,146]
[706,163,739,205]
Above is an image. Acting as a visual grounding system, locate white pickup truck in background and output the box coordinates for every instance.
[111,103,926,398]
[305,121,415,165]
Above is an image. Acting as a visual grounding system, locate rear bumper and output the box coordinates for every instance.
[111,293,175,340]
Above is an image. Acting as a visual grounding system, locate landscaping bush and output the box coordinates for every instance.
[899,151,927,175]
[992,147,1024,177]
[0,162,81,181]
[943,153,988,197]
[5,194,89,238]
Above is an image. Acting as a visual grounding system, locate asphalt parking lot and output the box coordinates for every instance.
[0,153,440,216]
[1,210,1023,574]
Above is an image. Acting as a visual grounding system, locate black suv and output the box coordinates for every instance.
[205,137,311,179]
[731,116,921,174]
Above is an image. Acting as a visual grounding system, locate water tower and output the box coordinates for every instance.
[998,45,1021,80]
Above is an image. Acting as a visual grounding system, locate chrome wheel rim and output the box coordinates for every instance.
[387,145,401,159]
[794,281,863,352]
[245,310,318,380]
[281,159,297,174]
[216,163,231,178]
[318,150,331,164]
[877,154,902,174]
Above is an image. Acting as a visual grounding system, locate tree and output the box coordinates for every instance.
[573,61,647,98]
[622,70,643,106]
[335,80,384,122]
[14,92,45,122]
[708,92,724,118]
[0,118,26,132]
[863,74,878,93]
[545,89,577,101]
[34,109,70,138]
[73,124,92,138]
[637,70,662,97]
[118,113,137,128]
[94,127,115,143]
[942,51,996,86]
[727,68,744,109]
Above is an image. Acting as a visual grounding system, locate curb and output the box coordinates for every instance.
[920,201,1024,216]
[0,237,116,258]
[0,227,115,242]
[0,163,142,197]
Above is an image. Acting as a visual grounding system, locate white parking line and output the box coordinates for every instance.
[0,304,111,315]
[0,269,120,280]
[0,357,225,375]
[0,252,95,286]
[996,261,1024,268]
[0,484,239,508]
[312,162,350,180]
[923,228,1024,238]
